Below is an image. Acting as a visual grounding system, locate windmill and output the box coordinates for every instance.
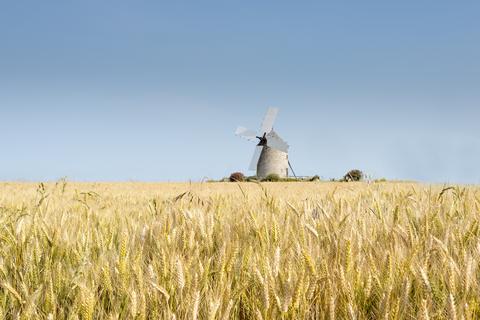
[235,107,291,179]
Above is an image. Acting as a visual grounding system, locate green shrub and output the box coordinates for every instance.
[309,175,320,182]
[262,173,281,182]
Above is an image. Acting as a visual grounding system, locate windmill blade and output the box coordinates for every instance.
[235,126,258,141]
[260,107,278,135]
[249,145,263,171]
[266,130,289,153]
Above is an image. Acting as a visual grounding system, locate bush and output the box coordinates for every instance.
[229,172,245,182]
[262,173,281,182]
[343,169,364,182]
[309,175,320,182]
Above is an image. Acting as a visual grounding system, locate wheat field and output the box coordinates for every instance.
[0,181,479,319]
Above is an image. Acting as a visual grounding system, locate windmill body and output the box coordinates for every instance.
[235,108,290,179]
[257,146,289,178]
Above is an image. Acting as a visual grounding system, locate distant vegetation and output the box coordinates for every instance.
[343,169,364,182]
[223,172,323,183]
[222,170,368,183]
[229,172,245,182]
[262,173,281,182]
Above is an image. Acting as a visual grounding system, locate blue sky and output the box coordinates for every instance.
[1,1,479,183]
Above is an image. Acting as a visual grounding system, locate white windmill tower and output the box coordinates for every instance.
[235,107,291,179]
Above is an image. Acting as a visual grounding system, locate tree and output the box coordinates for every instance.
[343,169,363,182]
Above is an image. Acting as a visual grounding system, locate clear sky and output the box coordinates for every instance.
[1,1,479,183]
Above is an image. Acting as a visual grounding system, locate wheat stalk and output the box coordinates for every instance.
[0,181,478,319]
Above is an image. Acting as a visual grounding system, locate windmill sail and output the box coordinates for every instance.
[266,130,289,153]
[249,145,263,171]
[235,126,258,141]
[260,107,278,135]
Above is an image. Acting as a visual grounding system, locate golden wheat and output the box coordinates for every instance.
[0,181,479,319]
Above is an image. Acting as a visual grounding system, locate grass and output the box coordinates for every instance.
[0,181,479,319]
